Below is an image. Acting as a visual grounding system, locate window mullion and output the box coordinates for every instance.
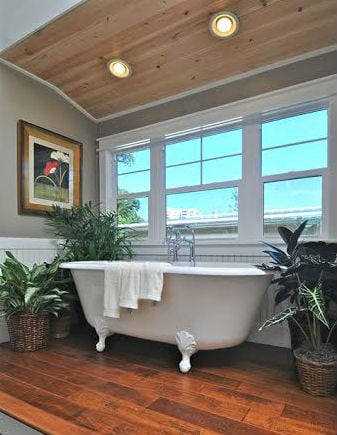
[100,150,116,213]
[239,118,262,241]
[148,139,166,242]
[325,95,337,240]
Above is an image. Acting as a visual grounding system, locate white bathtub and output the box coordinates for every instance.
[61,261,272,372]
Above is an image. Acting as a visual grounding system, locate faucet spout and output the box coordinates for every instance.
[167,224,196,266]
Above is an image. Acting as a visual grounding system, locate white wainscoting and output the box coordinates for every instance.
[0,238,290,348]
[0,238,59,343]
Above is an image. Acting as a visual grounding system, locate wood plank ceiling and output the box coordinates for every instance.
[1,0,336,120]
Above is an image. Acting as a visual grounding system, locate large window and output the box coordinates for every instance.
[102,89,335,244]
[165,127,242,236]
[262,109,327,236]
[116,148,150,236]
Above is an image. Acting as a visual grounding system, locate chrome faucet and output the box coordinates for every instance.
[167,224,196,266]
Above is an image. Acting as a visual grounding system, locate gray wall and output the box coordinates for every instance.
[0,62,98,238]
[98,51,337,137]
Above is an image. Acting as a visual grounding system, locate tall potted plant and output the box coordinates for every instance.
[259,278,337,396]
[44,203,135,331]
[45,202,135,261]
[0,252,69,352]
[258,221,337,348]
[258,221,337,396]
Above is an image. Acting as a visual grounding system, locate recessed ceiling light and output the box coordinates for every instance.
[209,11,240,39]
[107,58,132,78]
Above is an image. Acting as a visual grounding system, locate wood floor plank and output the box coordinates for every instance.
[134,376,249,421]
[0,371,156,434]
[0,390,95,435]
[244,411,337,435]
[0,360,79,397]
[56,341,177,373]
[198,362,297,387]
[70,389,202,435]
[149,369,241,393]
[281,404,337,432]
[149,397,281,435]
[45,341,162,377]
[0,331,335,435]
[0,345,149,387]
[0,372,108,432]
[237,380,337,417]
[197,383,285,425]
[84,378,159,407]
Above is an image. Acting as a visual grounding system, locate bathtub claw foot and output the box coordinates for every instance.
[93,317,114,353]
[176,331,197,374]
[96,336,107,352]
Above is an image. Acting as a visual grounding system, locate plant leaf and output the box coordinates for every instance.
[259,307,299,330]
[287,220,307,255]
[299,282,329,327]
[263,250,291,266]
[277,226,293,246]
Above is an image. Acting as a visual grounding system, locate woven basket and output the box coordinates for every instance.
[51,315,71,339]
[294,348,337,396]
[7,313,50,352]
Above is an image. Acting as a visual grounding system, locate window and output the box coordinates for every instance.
[262,109,327,236]
[263,177,322,236]
[165,127,242,236]
[100,82,336,245]
[262,110,327,176]
[116,148,150,236]
[166,187,238,236]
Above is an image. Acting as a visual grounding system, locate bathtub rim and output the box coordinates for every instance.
[60,260,272,277]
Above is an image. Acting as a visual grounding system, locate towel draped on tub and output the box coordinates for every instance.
[103,261,170,318]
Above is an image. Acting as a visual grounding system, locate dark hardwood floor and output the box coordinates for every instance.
[0,326,336,435]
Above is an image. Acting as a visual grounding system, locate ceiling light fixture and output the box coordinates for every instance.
[107,58,132,78]
[209,11,240,39]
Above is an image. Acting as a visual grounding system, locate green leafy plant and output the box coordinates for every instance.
[45,202,135,261]
[259,280,336,352]
[258,221,337,352]
[0,252,69,318]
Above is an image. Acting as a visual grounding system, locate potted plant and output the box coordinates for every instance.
[0,252,69,352]
[258,221,337,349]
[45,202,135,261]
[258,221,337,396]
[44,203,135,330]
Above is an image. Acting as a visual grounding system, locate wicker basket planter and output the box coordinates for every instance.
[294,347,337,396]
[51,314,72,339]
[7,313,50,352]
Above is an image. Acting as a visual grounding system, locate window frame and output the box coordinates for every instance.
[98,76,337,246]
[260,106,328,238]
[164,124,243,238]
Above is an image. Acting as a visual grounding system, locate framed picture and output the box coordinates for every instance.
[18,120,82,215]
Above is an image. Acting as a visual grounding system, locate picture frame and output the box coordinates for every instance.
[18,120,82,215]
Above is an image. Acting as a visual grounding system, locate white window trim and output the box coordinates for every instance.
[98,75,337,248]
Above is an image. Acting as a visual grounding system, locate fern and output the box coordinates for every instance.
[45,203,134,261]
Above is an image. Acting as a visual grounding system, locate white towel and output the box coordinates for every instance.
[103,261,170,318]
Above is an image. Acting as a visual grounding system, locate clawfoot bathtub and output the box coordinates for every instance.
[61,261,272,373]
